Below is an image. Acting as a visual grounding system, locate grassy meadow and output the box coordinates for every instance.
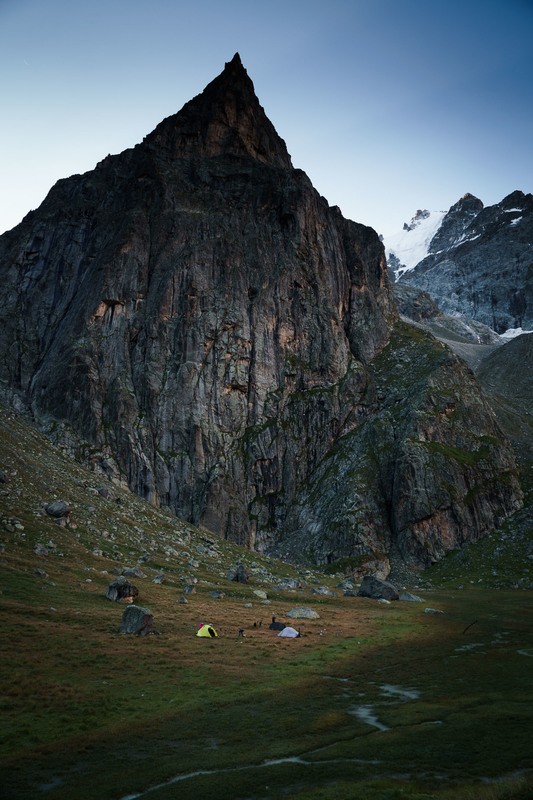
[1,405,532,800]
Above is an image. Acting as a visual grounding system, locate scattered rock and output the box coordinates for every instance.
[2,516,23,532]
[119,605,157,635]
[34,568,48,578]
[33,544,50,556]
[97,486,115,500]
[400,592,424,602]
[106,576,139,603]
[337,579,355,590]
[357,576,399,601]
[122,567,145,578]
[252,589,268,600]
[286,606,320,620]
[45,500,71,518]
[0,470,9,483]
[424,607,445,615]
[276,578,302,590]
[153,574,165,584]
[227,563,250,583]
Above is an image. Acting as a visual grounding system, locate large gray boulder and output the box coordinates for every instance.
[119,605,155,635]
[106,576,139,603]
[357,575,399,601]
[45,500,71,518]
[286,606,320,620]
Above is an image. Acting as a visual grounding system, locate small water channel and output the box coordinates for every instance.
[118,683,423,800]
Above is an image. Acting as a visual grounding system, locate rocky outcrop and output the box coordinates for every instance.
[269,322,522,568]
[397,191,533,333]
[476,333,533,467]
[0,55,523,569]
[427,193,483,253]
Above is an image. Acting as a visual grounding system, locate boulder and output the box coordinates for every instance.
[286,606,320,620]
[106,576,139,602]
[119,605,155,635]
[400,592,424,602]
[45,500,71,518]
[227,563,250,584]
[357,575,399,601]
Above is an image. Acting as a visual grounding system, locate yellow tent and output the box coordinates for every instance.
[196,624,218,637]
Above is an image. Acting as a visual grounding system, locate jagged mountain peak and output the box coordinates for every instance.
[498,189,528,209]
[143,54,293,168]
[450,192,483,213]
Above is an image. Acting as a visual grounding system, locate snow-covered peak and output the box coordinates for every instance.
[384,209,446,279]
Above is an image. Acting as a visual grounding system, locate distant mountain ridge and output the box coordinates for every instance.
[385,191,533,334]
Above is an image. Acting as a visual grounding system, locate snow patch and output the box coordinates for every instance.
[384,210,446,276]
[500,327,533,340]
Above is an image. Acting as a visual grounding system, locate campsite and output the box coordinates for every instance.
[1,408,533,800]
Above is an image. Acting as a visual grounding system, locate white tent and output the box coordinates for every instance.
[277,626,300,638]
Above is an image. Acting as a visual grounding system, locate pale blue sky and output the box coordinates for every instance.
[1,0,532,236]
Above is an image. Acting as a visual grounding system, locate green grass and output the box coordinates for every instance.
[1,406,533,800]
[1,573,532,799]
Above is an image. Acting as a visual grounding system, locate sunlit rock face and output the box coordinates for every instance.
[0,55,522,569]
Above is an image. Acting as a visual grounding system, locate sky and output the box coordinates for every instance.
[1,0,532,237]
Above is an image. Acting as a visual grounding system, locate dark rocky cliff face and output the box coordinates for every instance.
[0,55,523,570]
[397,191,533,333]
